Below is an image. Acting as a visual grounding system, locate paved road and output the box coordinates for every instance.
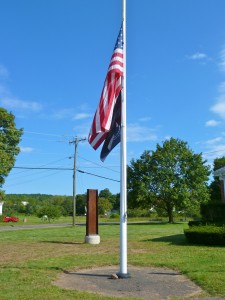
[0,223,73,231]
[0,221,163,231]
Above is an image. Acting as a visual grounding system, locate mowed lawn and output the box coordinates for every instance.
[0,222,225,299]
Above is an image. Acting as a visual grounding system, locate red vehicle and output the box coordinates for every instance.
[3,216,19,222]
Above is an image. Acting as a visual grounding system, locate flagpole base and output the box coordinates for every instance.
[116,272,131,279]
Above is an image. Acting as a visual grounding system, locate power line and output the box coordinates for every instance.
[203,148,225,154]
[13,166,73,170]
[3,165,120,183]
[4,170,63,188]
[77,169,120,182]
[78,154,120,173]
[2,128,74,138]
[10,157,71,177]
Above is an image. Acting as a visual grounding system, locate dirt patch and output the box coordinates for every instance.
[54,265,203,299]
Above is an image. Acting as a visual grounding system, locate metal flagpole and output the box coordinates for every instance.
[118,0,129,278]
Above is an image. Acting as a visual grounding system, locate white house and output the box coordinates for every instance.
[214,166,225,203]
[0,202,3,216]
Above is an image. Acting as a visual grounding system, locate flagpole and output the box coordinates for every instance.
[119,0,129,278]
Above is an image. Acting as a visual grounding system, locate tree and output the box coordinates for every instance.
[76,194,86,215]
[128,138,210,223]
[0,108,23,191]
[111,193,120,211]
[209,156,225,202]
[98,197,113,215]
[99,188,119,211]
[99,188,112,199]
[36,205,61,222]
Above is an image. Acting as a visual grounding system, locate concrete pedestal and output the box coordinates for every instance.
[85,235,100,245]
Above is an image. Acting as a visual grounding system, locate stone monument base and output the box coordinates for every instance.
[85,235,100,245]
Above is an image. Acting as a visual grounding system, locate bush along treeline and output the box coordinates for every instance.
[2,189,120,218]
[2,140,225,227]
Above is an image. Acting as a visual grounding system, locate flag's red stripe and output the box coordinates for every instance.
[88,26,123,150]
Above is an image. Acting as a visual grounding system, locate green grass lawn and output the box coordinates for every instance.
[0,222,225,299]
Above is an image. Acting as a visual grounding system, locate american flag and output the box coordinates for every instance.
[88,25,124,150]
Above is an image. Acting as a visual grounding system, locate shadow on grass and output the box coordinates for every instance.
[41,240,84,245]
[144,234,188,246]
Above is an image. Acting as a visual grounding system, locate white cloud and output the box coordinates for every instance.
[188,52,207,60]
[73,122,90,139]
[52,109,91,121]
[73,113,91,120]
[127,123,157,142]
[203,143,225,161]
[0,84,8,95]
[219,48,225,72]
[20,147,34,153]
[211,100,225,119]
[164,135,171,140]
[201,136,225,163]
[52,108,74,120]
[0,64,9,78]
[0,65,42,115]
[138,116,151,122]
[205,137,223,145]
[205,119,220,127]
[0,97,42,112]
[218,81,225,93]
[210,80,225,119]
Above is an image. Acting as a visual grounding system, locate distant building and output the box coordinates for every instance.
[214,167,225,203]
[0,202,4,216]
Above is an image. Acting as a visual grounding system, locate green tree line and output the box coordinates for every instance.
[1,108,224,223]
[3,189,120,217]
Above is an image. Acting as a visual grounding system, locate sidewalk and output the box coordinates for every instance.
[54,265,219,300]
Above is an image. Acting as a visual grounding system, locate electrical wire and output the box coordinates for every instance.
[4,170,64,188]
[1,165,120,184]
[78,154,120,173]
[203,148,225,154]
[9,157,71,178]
[13,166,73,170]
[77,169,120,182]
[1,128,74,138]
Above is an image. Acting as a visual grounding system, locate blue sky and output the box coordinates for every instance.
[1,0,225,196]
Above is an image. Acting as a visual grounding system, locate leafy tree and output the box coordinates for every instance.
[98,197,113,215]
[62,197,73,216]
[76,194,86,215]
[209,156,225,202]
[36,205,61,222]
[111,193,120,211]
[99,188,112,199]
[0,108,23,191]
[128,138,210,223]
[99,188,119,211]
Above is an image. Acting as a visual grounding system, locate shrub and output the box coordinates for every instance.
[110,213,120,219]
[188,220,225,227]
[184,225,225,246]
[188,220,204,227]
[127,208,150,218]
[36,205,61,222]
[201,202,225,223]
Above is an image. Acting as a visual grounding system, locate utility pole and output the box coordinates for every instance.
[69,137,86,226]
